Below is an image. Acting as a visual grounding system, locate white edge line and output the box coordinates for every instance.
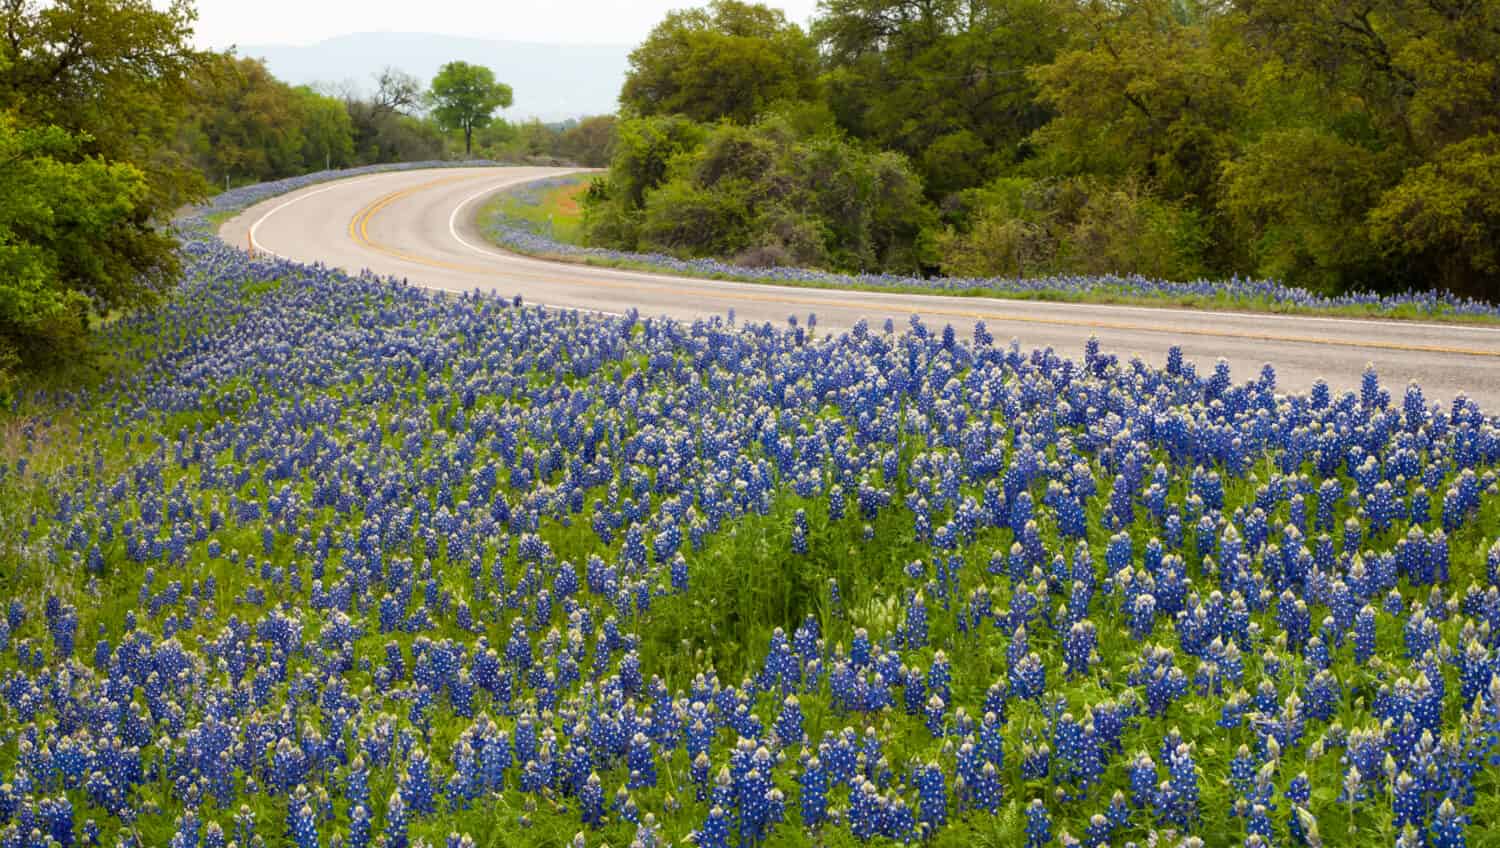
[247,181,362,259]
[445,172,627,319]
[243,169,627,321]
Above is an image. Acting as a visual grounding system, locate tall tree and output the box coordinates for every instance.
[428,61,512,156]
[1229,0,1500,296]
[0,0,204,211]
[0,114,170,372]
[372,67,424,116]
[179,55,311,183]
[814,0,1066,199]
[294,86,355,172]
[621,0,819,124]
[0,0,200,374]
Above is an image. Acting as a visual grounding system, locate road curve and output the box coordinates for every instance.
[220,166,1500,408]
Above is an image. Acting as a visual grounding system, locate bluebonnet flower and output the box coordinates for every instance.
[697,805,732,848]
[915,762,947,828]
[798,756,828,828]
[1026,799,1053,848]
[775,695,805,745]
[1431,798,1467,848]
[1064,621,1096,677]
[384,791,408,848]
[627,732,656,788]
[288,797,318,848]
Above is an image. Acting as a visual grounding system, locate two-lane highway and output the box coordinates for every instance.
[221,166,1500,408]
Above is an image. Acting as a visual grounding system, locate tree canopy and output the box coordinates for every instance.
[0,0,201,376]
[620,0,820,124]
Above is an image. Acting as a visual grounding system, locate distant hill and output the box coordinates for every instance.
[237,32,629,123]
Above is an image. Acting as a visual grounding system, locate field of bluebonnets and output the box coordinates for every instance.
[2,167,1500,848]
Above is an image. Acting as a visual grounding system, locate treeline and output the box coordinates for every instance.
[586,0,1500,298]
[180,56,618,187]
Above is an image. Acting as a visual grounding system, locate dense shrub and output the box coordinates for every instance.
[586,116,935,273]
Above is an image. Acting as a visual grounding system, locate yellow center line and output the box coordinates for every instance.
[347,176,1500,360]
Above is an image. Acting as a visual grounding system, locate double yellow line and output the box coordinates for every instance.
[348,176,1500,360]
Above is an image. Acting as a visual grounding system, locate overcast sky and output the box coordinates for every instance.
[186,0,822,48]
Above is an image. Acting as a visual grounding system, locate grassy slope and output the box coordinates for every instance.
[478,177,590,246]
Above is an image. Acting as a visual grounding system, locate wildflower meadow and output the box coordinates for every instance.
[1,169,1499,848]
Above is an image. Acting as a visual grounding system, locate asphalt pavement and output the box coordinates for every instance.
[219,166,1500,409]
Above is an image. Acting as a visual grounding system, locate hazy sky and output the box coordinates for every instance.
[186,0,822,48]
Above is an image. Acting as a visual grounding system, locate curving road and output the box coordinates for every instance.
[221,166,1500,408]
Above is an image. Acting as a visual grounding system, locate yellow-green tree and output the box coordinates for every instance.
[0,0,201,377]
[0,115,165,376]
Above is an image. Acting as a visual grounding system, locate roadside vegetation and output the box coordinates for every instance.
[479,174,1500,325]
[479,174,594,247]
[578,0,1500,308]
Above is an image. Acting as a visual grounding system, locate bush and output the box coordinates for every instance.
[938,175,1208,281]
[585,116,936,274]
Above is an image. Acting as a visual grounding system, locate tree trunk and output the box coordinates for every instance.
[464,125,473,157]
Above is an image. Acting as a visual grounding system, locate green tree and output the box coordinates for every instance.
[557,115,618,167]
[0,0,198,378]
[338,67,428,163]
[0,0,204,211]
[295,86,355,172]
[1220,127,1394,292]
[587,116,936,273]
[179,55,310,183]
[815,0,1066,199]
[0,114,172,375]
[1368,134,1500,298]
[1229,0,1500,295]
[428,61,513,156]
[621,0,819,124]
[1027,0,1247,204]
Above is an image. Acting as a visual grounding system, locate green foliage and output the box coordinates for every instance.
[1368,134,1500,296]
[428,61,513,156]
[815,0,1066,198]
[556,114,618,167]
[341,67,447,164]
[0,0,196,380]
[1221,0,1500,295]
[178,55,357,184]
[0,0,205,212]
[585,116,936,272]
[589,115,707,217]
[1220,128,1393,293]
[620,0,820,124]
[0,114,172,376]
[294,86,356,171]
[938,175,1209,281]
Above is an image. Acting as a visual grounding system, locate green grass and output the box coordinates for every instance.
[477,176,590,246]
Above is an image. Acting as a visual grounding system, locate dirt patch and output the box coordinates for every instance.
[552,182,588,217]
